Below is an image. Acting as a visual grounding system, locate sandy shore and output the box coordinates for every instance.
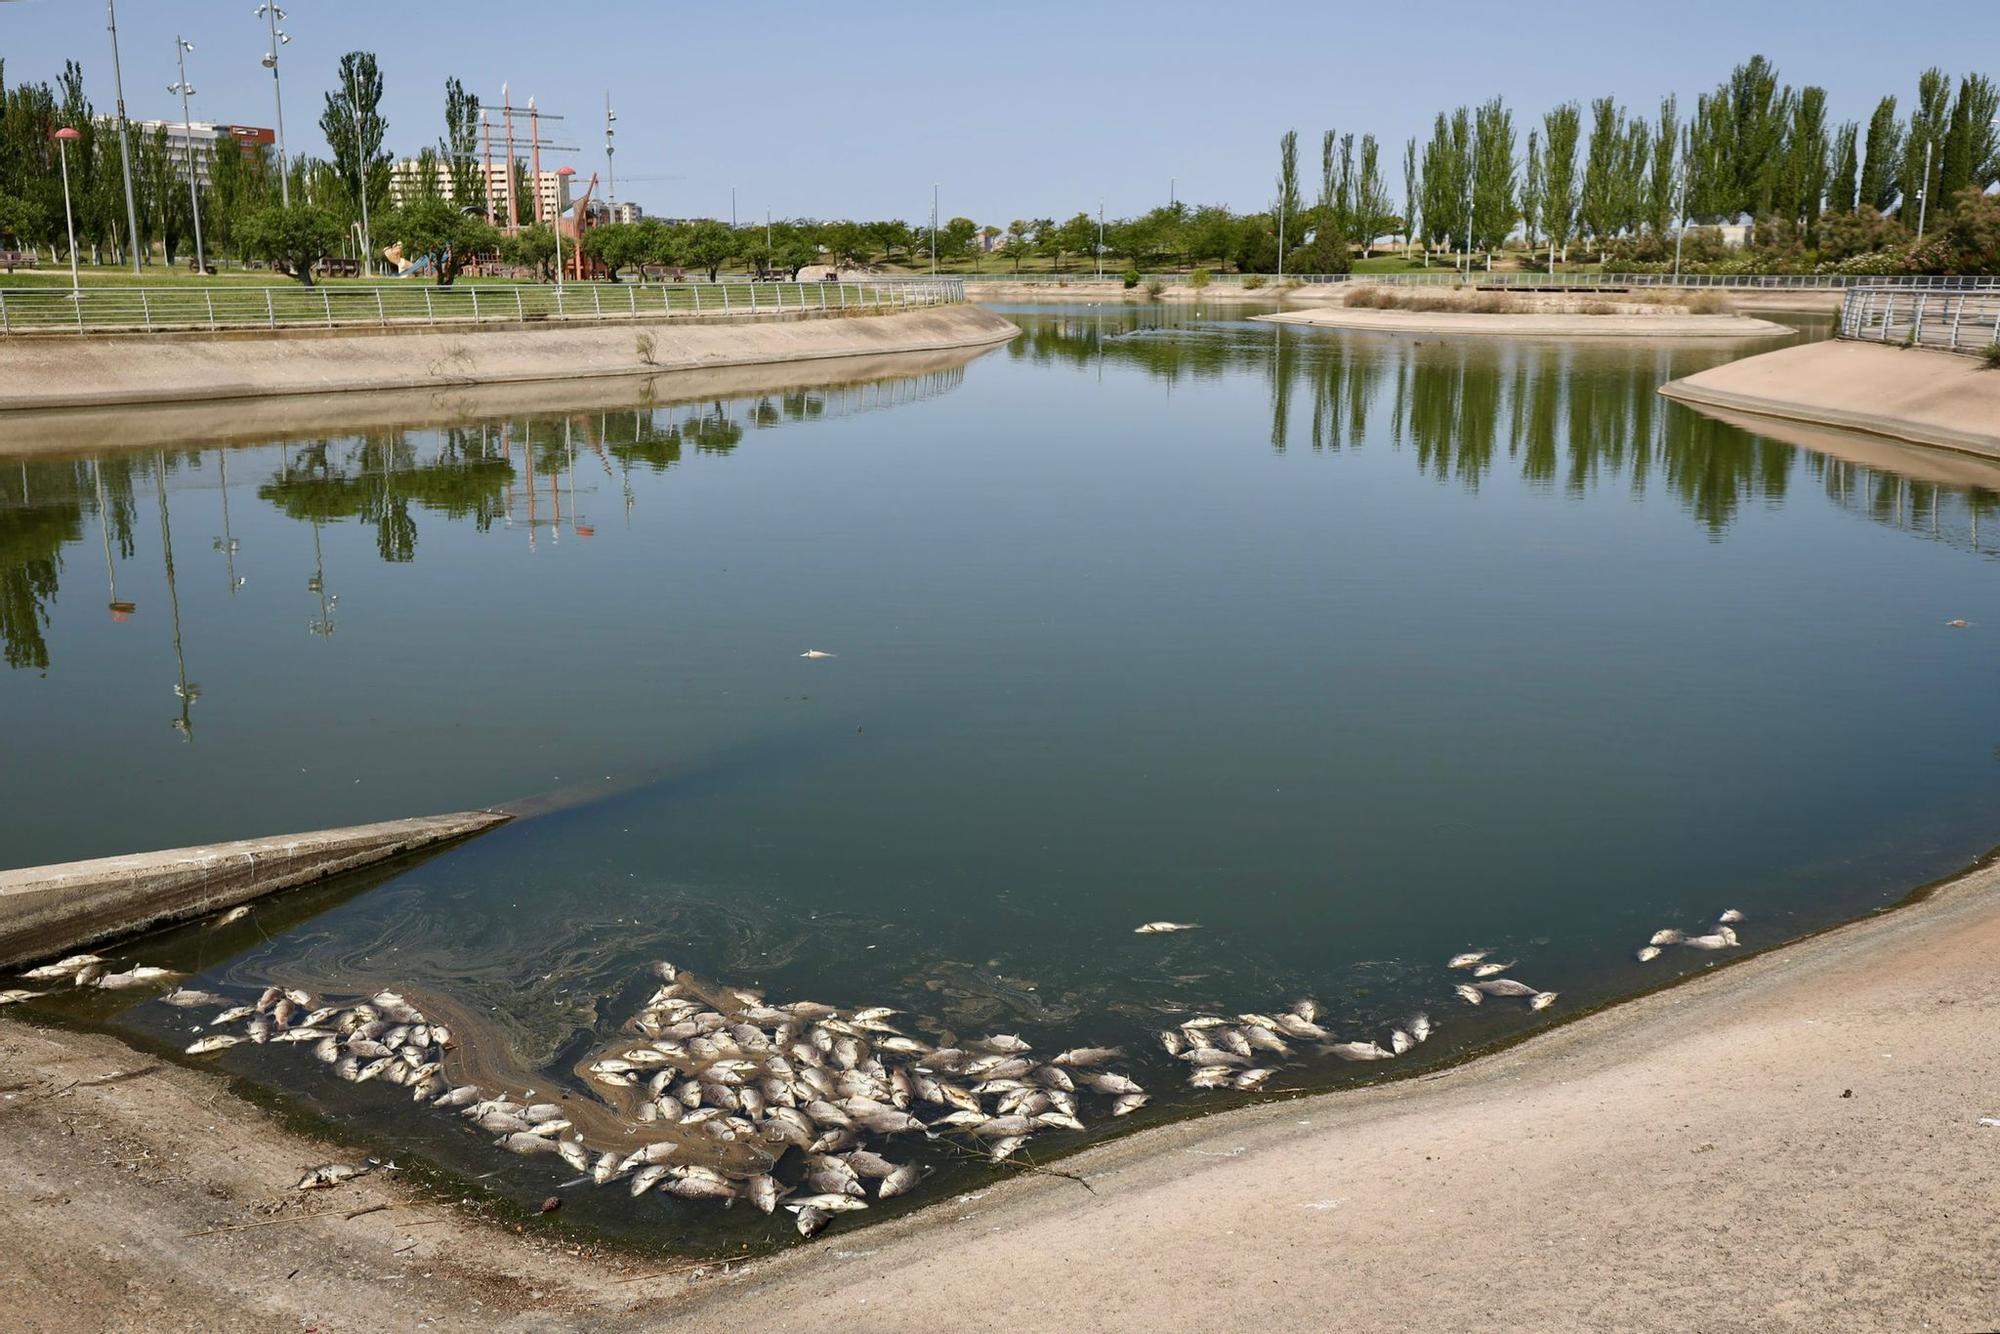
[4,852,1998,1330]
[1259,306,1794,339]
[1662,339,2000,457]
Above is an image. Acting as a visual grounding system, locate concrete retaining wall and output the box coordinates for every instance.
[0,303,1018,414]
[0,811,508,968]
[1660,340,2000,458]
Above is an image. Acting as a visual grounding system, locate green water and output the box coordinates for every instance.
[6,304,2000,1245]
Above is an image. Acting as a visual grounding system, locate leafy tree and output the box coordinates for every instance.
[1780,86,1831,242]
[863,219,911,264]
[237,200,344,284]
[501,223,557,280]
[1859,97,1902,212]
[1274,129,1302,262]
[320,52,392,235]
[1356,135,1394,254]
[1520,129,1542,257]
[441,77,483,210]
[1937,74,1999,209]
[378,195,497,285]
[1469,98,1516,258]
[1402,137,1420,255]
[675,219,736,280]
[1827,121,1860,216]
[1899,68,1951,228]
[1187,205,1239,269]
[1419,112,1462,254]
[1579,97,1627,254]
[1540,103,1582,265]
[820,219,869,268]
[940,215,978,262]
[1647,96,1680,235]
[580,219,653,281]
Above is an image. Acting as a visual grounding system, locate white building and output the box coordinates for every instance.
[388,158,573,224]
[607,201,644,225]
[102,119,274,189]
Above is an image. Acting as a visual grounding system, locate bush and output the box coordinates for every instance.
[1121,269,1141,289]
[1983,343,2000,370]
[1190,267,1212,289]
[1242,274,1267,290]
[1144,278,1164,297]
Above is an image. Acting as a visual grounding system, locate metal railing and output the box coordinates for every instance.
[947,271,2000,291]
[0,278,966,336]
[1838,285,2000,356]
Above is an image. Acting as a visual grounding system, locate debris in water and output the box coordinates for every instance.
[1133,922,1200,935]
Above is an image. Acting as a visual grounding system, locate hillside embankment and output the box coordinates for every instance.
[0,303,1017,415]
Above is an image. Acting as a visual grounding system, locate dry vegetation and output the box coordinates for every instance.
[1342,286,1732,316]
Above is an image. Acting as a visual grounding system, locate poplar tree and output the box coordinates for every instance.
[441,77,482,209]
[1899,68,1950,228]
[1646,96,1680,234]
[1274,129,1301,263]
[1469,99,1514,259]
[1402,137,1420,256]
[1858,97,1902,212]
[1520,129,1543,258]
[1828,122,1860,215]
[1579,97,1625,254]
[1937,74,1999,209]
[1539,103,1581,264]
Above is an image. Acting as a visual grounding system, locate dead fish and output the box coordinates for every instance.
[970,1115,1035,1138]
[629,1165,669,1196]
[1324,1041,1393,1062]
[1717,909,1745,924]
[1683,930,1737,950]
[159,988,225,1008]
[1454,984,1483,1005]
[294,1161,373,1190]
[1084,1072,1143,1095]
[1407,1013,1432,1043]
[95,966,178,990]
[1033,1111,1087,1132]
[1273,1014,1330,1041]
[0,989,44,1005]
[1529,992,1559,1011]
[792,1204,831,1237]
[746,1174,786,1214]
[212,905,252,928]
[988,1136,1029,1162]
[433,1085,482,1109]
[185,1035,242,1055]
[1472,960,1515,978]
[620,1142,679,1172]
[877,1036,929,1057]
[878,1163,930,1199]
[71,964,105,987]
[1649,929,1685,946]
[1636,945,1662,962]
[808,1170,866,1198]
[800,649,837,659]
[1290,999,1321,1023]
[270,1027,332,1043]
[590,1153,627,1186]
[1158,1030,1185,1056]
[790,1192,869,1213]
[1389,1029,1413,1055]
[20,954,108,981]
[557,1138,591,1173]
[1447,952,1489,969]
[1475,979,1538,998]
[1134,922,1199,934]
[1186,1067,1233,1089]
[1178,1048,1250,1068]
[316,1036,346,1062]
[1215,1030,1255,1057]
[1112,1093,1149,1116]
[977,1034,1032,1054]
[497,1132,559,1157]
[1233,1068,1276,1090]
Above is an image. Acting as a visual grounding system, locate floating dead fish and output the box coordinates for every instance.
[628,1164,669,1196]
[1134,922,1199,934]
[497,1132,560,1157]
[1233,1068,1276,1090]
[1529,992,1559,1011]
[800,650,837,659]
[1474,979,1539,998]
[1717,909,1745,924]
[1407,1013,1432,1043]
[185,1035,242,1055]
[1649,929,1685,946]
[212,905,252,928]
[746,1174,786,1214]
[1447,952,1489,969]
[1635,945,1662,962]
[1111,1093,1148,1116]
[790,1193,869,1213]
[1323,1041,1393,1062]
[988,1136,1028,1162]
[1471,960,1514,979]
[1683,927,1739,951]
[1290,999,1321,1023]
[20,954,108,981]
[95,965,178,991]
[0,989,46,1005]
[792,1204,831,1237]
[159,988,225,1008]
[1454,984,1483,1006]
[878,1162,929,1198]
[1186,1067,1232,1089]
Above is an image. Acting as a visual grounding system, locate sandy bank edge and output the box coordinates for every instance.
[0,304,1018,415]
[1661,338,2000,458]
[1256,306,1795,338]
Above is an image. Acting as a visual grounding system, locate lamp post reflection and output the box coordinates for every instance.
[212,451,243,592]
[94,460,135,621]
[155,453,198,739]
[307,518,337,639]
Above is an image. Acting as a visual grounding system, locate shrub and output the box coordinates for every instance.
[1982,343,2000,370]
[1242,274,1267,290]
[1189,267,1212,289]
[1144,279,1164,298]
[1122,269,1141,289]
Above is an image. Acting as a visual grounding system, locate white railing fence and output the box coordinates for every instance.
[1839,286,2000,356]
[942,271,2000,292]
[0,278,967,336]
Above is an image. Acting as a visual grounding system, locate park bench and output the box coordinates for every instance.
[0,250,38,272]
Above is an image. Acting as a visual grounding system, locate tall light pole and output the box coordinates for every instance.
[169,38,206,275]
[554,164,576,289]
[1096,199,1105,278]
[345,61,372,276]
[54,128,82,296]
[1462,119,1479,277]
[930,183,938,274]
[255,3,292,206]
[1914,138,1935,244]
[604,95,617,212]
[105,1,143,272]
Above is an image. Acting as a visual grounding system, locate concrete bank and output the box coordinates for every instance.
[0,340,998,460]
[0,811,507,968]
[1661,339,2000,457]
[0,303,1017,414]
[1259,305,1795,338]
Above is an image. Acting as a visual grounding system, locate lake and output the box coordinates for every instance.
[5,302,1999,1247]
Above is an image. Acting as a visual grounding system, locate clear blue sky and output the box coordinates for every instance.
[2,0,1994,223]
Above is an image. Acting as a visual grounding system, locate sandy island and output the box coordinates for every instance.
[4,850,1998,1331]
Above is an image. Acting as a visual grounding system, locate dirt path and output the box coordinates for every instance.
[5,860,1999,1331]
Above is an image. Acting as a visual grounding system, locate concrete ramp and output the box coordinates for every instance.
[0,811,509,968]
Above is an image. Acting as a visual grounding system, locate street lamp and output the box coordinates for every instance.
[1915,138,1935,244]
[255,3,293,206]
[345,61,372,276]
[169,37,206,275]
[105,1,143,273]
[54,128,82,296]
[554,165,576,289]
[931,183,939,275]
